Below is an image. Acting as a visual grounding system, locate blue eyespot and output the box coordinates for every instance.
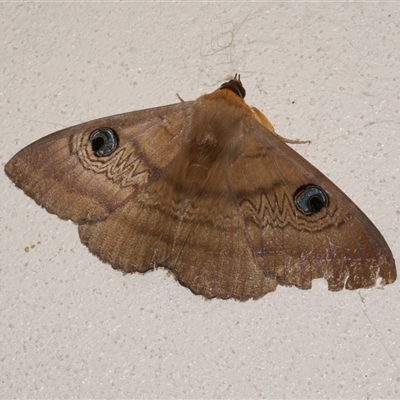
[90,128,118,156]
[294,185,329,215]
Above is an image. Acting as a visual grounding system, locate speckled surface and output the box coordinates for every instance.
[1,3,399,399]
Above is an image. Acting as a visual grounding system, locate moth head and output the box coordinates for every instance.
[218,73,246,99]
[90,128,119,156]
[294,185,329,215]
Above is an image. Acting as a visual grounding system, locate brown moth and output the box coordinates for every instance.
[5,75,396,300]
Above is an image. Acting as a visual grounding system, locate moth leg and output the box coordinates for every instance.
[176,93,185,103]
[272,131,311,145]
[250,106,311,145]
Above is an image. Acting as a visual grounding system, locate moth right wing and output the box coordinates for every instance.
[5,102,194,223]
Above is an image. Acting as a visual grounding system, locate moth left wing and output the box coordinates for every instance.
[227,118,396,292]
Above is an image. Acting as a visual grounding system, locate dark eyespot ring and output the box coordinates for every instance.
[89,128,118,156]
[294,185,329,215]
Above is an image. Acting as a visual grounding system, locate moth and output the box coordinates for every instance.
[5,75,396,300]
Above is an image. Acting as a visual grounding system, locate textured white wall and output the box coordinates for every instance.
[1,3,399,398]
